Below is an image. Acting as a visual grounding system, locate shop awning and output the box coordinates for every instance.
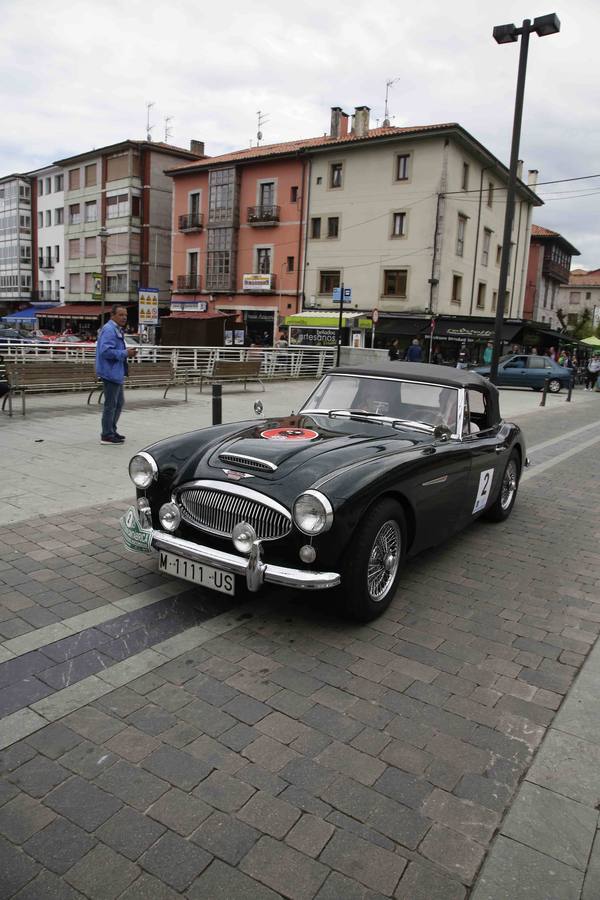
[285,311,372,329]
[38,304,125,319]
[2,307,44,322]
[375,316,430,336]
[427,320,523,343]
[165,311,230,319]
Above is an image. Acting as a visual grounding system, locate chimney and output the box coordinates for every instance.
[190,140,205,156]
[340,112,350,136]
[527,168,539,188]
[516,159,523,180]
[330,107,343,138]
[353,106,370,138]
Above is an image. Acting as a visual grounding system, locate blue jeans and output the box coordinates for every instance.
[101,379,124,437]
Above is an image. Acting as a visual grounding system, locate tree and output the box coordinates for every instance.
[557,306,595,340]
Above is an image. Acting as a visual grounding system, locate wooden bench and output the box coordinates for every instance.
[2,360,186,416]
[3,361,99,416]
[195,359,265,393]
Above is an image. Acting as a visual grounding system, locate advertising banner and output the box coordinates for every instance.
[138,288,159,325]
[242,273,272,292]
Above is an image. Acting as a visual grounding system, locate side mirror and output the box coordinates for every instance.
[253,400,264,416]
[433,424,452,442]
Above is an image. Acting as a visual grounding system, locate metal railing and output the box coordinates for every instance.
[247,205,280,225]
[178,213,204,231]
[39,257,55,269]
[176,274,202,291]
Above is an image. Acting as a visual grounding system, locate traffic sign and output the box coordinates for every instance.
[372,309,379,324]
[332,287,352,303]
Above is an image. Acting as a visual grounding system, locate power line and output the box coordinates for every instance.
[444,173,600,196]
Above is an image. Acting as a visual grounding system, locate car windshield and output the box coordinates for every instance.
[301,374,459,433]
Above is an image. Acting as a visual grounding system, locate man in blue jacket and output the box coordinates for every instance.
[405,339,423,362]
[95,304,137,444]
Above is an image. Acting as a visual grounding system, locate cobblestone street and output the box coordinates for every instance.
[1,387,599,899]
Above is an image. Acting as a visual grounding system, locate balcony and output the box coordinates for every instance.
[176,274,202,292]
[242,273,275,292]
[33,289,61,302]
[39,256,55,270]
[247,205,280,226]
[179,212,204,232]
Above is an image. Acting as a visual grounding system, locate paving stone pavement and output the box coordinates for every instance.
[0,386,599,898]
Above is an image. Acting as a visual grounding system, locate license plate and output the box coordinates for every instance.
[158,551,235,596]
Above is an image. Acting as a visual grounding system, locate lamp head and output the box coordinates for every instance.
[533,13,560,36]
[493,23,518,43]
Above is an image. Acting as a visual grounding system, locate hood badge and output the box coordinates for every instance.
[260,427,319,441]
[222,469,254,480]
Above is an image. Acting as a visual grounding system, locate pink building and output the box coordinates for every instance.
[167,148,308,345]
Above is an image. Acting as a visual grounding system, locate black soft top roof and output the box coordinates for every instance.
[329,363,501,423]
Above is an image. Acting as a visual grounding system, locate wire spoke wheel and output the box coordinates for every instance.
[500,458,518,511]
[367,519,401,602]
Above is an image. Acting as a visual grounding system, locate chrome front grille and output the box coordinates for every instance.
[219,453,277,472]
[177,480,291,541]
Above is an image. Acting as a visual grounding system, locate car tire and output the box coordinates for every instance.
[483,451,520,523]
[548,379,561,393]
[341,499,406,622]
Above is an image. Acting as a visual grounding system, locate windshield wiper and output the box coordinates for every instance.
[328,409,385,421]
[391,419,435,433]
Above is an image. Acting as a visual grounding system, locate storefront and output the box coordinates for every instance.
[420,317,524,365]
[284,311,373,348]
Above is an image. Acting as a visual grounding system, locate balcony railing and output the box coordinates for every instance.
[247,205,280,226]
[33,289,62,302]
[179,213,204,232]
[177,274,202,292]
[39,256,55,270]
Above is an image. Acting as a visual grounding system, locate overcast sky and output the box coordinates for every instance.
[2,0,598,268]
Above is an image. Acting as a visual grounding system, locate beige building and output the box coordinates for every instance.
[303,107,541,330]
[558,268,600,330]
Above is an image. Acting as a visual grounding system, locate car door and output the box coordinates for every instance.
[498,355,528,387]
[526,355,548,387]
[462,388,506,523]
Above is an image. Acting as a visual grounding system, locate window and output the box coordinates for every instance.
[529,357,547,370]
[68,168,80,190]
[55,245,60,263]
[55,174,64,192]
[476,282,486,309]
[316,176,322,185]
[69,238,80,259]
[106,273,128,292]
[456,214,467,257]
[492,291,497,312]
[107,194,129,218]
[208,167,235,223]
[106,233,130,255]
[383,269,408,297]
[45,177,52,194]
[392,212,406,237]
[482,228,491,266]
[188,251,199,276]
[310,217,321,239]
[131,196,141,217]
[462,163,469,191]
[38,212,43,229]
[69,203,81,225]
[290,186,298,202]
[327,216,339,238]
[496,244,502,265]
[45,210,52,227]
[84,164,97,187]
[54,207,64,225]
[38,179,44,196]
[189,192,200,216]
[259,182,275,206]
[452,274,462,304]
[84,272,95,294]
[319,270,340,294]
[20,183,30,200]
[106,153,129,181]
[84,201,97,223]
[69,273,81,293]
[396,154,410,181]
[487,181,494,207]
[330,163,343,188]
[586,291,591,300]
[286,256,294,272]
[84,236,97,257]
[569,292,580,305]
[256,248,271,273]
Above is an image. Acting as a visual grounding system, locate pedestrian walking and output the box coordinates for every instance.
[483,341,493,365]
[431,344,444,366]
[585,353,600,390]
[456,344,470,369]
[95,304,137,444]
[405,339,423,363]
[388,339,400,361]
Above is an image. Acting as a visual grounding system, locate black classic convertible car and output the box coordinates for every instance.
[121,363,527,621]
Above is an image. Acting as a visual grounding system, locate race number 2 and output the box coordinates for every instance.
[473,468,494,514]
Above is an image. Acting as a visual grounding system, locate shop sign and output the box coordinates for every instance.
[447,326,493,339]
[170,300,208,313]
[243,273,273,291]
[139,288,159,324]
[289,326,337,346]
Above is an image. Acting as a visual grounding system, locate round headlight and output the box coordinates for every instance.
[232,522,257,555]
[293,490,333,535]
[159,502,180,532]
[129,452,158,489]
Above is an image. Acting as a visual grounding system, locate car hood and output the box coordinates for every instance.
[172,414,424,488]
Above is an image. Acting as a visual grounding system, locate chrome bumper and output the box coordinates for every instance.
[151,530,341,592]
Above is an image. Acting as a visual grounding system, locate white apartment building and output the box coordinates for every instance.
[302,107,541,348]
[0,174,33,314]
[30,164,65,305]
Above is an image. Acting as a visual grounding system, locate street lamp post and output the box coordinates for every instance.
[490,13,560,384]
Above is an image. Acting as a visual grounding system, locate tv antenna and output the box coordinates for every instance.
[383,77,400,126]
[256,110,269,146]
[146,101,155,141]
[164,116,174,142]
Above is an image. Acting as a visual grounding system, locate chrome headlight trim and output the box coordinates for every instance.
[129,451,158,489]
[293,490,334,536]
[159,501,180,533]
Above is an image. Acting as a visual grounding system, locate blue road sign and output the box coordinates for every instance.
[332,287,352,302]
